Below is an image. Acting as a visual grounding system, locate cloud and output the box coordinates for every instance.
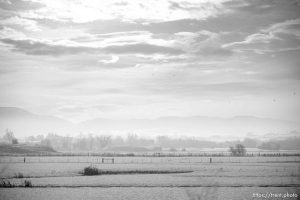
[0,0,45,11]
[102,43,184,55]
[0,16,41,31]
[10,0,231,23]
[0,26,27,40]
[93,104,119,112]
[36,0,296,36]
[0,38,96,55]
[72,31,161,48]
[194,46,233,56]
[1,38,185,56]
[99,55,119,64]
[172,30,234,57]
[136,77,268,97]
[58,106,86,113]
[59,104,119,114]
[264,18,300,37]
[226,0,300,16]
[223,18,300,53]
[168,0,229,19]
[222,33,277,50]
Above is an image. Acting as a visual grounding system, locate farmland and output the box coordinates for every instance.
[0,156,299,200]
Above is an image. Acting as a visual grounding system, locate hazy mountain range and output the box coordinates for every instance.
[0,107,73,137]
[0,107,299,140]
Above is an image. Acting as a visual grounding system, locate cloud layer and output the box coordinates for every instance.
[0,0,299,124]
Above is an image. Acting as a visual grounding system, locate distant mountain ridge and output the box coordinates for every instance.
[0,107,74,137]
[0,107,299,139]
[0,107,33,118]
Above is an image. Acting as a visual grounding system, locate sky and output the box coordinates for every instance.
[0,0,299,123]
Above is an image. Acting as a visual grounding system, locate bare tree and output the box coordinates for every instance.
[229,144,246,156]
[126,133,138,146]
[3,129,18,144]
[96,135,111,149]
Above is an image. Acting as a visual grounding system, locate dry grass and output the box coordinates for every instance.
[0,179,32,187]
[81,165,192,176]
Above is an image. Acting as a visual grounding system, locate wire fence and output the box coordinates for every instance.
[1,151,300,157]
[1,155,300,164]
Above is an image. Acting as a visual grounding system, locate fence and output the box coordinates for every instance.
[0,155,300,164]
[1,151,300,157]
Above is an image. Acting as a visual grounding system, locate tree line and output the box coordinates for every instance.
[2,130,300,151]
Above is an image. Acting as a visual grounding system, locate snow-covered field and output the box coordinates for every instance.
[0,156,299,200]
[1,187,299,200]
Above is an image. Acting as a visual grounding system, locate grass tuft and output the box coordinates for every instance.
[0,179,33,187]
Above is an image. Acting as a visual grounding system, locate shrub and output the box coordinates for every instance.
[83,166,99,175]
[0,179,32,187]
[24,180,32,187]
[81,166,192,176]
[0,180,14,187]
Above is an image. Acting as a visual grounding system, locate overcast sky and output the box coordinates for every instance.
[0,0,299,123]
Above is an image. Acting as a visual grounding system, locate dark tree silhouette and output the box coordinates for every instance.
[229,144,246,156]
[3,129,18,144]
[96,135,111,149]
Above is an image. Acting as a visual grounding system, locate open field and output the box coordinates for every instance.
[0,156,300,200]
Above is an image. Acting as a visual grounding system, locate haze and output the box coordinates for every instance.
[0,0,300,138]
